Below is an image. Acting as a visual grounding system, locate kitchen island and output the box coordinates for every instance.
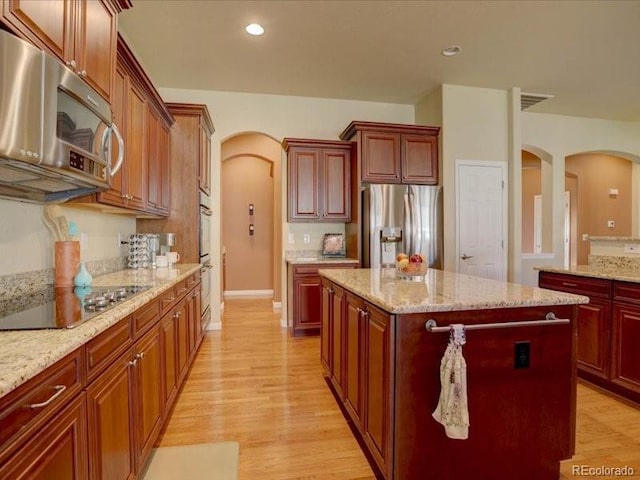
[319,267,588,480]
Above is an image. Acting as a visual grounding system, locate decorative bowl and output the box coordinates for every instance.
[395,259,428,278]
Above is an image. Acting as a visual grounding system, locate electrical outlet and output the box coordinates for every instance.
[288,233,295,244]
[607,220,615,228]
[624,244,640,254]
[514,341,530,369]
[582,233,589,241]
[303,234,311,244]
[118,233,124,249]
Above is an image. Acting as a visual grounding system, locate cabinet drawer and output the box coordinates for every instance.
[538,272,611,298]
[186,271,201,289]
[613,281,640,305]
[0,349,84,454]
[85,317,133,382]
[159,286,179,315]
[174,279,189,299]
[132,300,160,339]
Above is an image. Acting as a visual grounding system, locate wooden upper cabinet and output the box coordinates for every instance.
[284,138,351,222]
[340,121,440,185]
[199,121,213,196]
[361,131,401,183]
[1,0,121,102]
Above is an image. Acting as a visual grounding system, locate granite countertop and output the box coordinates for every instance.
[319,268,589,314]
[0,264,201,399]
[535,264,640,283]
[286,257,359,265]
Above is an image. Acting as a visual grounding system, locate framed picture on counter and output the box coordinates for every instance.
[322,233,345,257]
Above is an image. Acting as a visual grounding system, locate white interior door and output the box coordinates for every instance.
[456,161,507,281]
[534,195,542,254]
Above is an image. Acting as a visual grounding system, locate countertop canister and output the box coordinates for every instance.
[55,241,80,287]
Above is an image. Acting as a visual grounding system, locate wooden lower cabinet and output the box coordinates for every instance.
[160,309,178,413]
[175,298,191,385]
[133,325,163,472]
[320,279,333,375]
[289,262,357,337]
[575,298,611,379]
[344,291,364,425]
[0,394,88,480]
[362,303,393,477]
[86,350,135,480]
[539,271,640,403]
[611,303,640,395]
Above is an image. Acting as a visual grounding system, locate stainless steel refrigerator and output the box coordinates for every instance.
[362,184,443,268]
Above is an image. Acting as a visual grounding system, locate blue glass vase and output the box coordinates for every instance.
[74,262,93,287]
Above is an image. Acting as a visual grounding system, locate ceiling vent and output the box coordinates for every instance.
[521,92,554,111]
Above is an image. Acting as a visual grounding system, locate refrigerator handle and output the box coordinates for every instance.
[404,191,412,254]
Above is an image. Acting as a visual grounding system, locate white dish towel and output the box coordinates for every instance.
[432,324,470,440]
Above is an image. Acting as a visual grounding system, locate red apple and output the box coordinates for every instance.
[409,254,423,263]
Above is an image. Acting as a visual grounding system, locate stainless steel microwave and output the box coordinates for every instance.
[0,29,124,203]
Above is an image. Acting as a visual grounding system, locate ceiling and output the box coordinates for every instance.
[118,0,640,122]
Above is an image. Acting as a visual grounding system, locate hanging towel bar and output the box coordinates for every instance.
[424,312,569,333]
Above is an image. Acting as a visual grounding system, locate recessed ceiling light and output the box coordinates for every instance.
[442,45,462,57]
[245,23,264,36]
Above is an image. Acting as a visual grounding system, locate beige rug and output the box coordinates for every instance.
[141,442,239,480]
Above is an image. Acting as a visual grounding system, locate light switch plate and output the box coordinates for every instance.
[303,234,311,244]
[607,220,615,228]
[287,233,295,244]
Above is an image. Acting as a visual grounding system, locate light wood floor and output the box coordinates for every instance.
[157,299,640,479]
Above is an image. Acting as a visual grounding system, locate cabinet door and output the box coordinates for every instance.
[321,148,351,221]
[344,292,365,426]
[288,147,320,221]
[146,105,161,212]
[361,131,401,183]
[576,298,611,379]
[176,299,191,385]
[1,0,73,66]
[158,122,171,215]
[133,325,163,472]
[611,304,640,394]
[292,274,322,335]
[74,0,117,101]
[331,285,346,399]
[321,279,333,375]
[0,393,88,480]
[160,311,178,414]
[86,352,135,480]
[98,61,127,207]
[363,303,393,477]
[199,124,211,195]
[125,80,146,210]
[188,287,202,359]
[401,133,438,184]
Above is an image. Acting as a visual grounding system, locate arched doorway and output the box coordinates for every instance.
[221,133,282,308]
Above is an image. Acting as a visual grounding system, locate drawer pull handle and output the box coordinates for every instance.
[561,282,578,287]
[29,385,66,409]
[129,358,138,367]
[178,288,187,294]
[163,296,176,303]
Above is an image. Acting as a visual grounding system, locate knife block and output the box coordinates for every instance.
[55,241,80,287]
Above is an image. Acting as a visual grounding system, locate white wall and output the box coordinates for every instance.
[0,200,134,276]
[159,88,415,326]
[440,85,510,271]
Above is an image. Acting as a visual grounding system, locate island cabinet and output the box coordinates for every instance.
[0,0,126,102]
[339,121,440,185]
[283,138,352,222]
[539,271,640,403]
[322,275,578,480]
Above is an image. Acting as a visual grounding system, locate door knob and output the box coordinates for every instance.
[461,254,474,260]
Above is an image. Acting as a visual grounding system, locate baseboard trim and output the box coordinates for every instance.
[207,321,222,331]
[280,318,287,329]
[224,289,273,298]
[272,301,282,311]
[220,301,224,311]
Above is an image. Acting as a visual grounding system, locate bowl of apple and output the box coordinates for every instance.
[395,253,428,278]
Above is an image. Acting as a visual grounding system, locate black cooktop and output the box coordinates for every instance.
[0,285,151,330]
